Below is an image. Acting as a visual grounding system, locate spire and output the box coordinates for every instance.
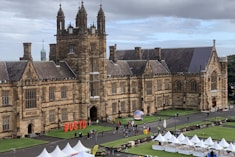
[41,40,46,61]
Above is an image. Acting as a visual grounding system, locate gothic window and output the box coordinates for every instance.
[112,102,117,113]
[112,83,117,94]
[90,58,98,72]
[120,82,126,94]
[2,116,10,131]
[2,90,9,106]
[90,81,99,97]
[49,87,55,101]
[157,80,162,91]
[211,71,217,90]
[190,80,197,92]
[61,86,67,99]
[49,110,55,123]
[61,108,68,121]
[174,80,182,92]
[146,81,152,95]
[25,89,37,108]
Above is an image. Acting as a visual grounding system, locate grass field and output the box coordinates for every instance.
[0,138,47,153]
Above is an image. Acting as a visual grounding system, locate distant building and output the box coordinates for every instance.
[0,2,228,138]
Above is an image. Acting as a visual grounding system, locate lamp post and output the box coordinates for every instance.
[174,113,177,135]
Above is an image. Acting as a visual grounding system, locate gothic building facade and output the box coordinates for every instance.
[0,2,227,138]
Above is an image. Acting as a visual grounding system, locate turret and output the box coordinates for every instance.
[76,1,87,33]
[57,4,65,35]
[97,4,105,34]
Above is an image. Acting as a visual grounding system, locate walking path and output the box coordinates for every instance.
[1,107,234,157]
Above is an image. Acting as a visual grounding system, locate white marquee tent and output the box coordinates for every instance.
[50,145,69,157]
[73,140,91,153]
[73,152,95,157]
[62,143,78,156]
[37,148,52,157]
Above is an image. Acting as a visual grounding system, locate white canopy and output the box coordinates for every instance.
[225,143,235,152]
[210,141,223,150]
[37,148,52,157]
[163,131,172,141]
[204,137,214,147]
[177,133,185,142]
[50,145,69,157]
[219,138,229,148]
[169,135,180,144]
[195,140,207,148]
[73,151,95,157]
[73,140,91,153]
[190,134,201,144]
[62,142,78,156]
[181,137,194,146]
[154,133,166,142]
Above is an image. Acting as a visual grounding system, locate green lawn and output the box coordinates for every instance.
[157,109,198,117]
[126,141,193,157]
[223,122,235,127]
[0,138,47,153]
[168,121,212,131]
[184,126,235,141]
[47,125,113,139]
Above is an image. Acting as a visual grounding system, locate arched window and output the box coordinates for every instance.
[190,80,197,92]
[174,80,182,92]
[211,71,217,90]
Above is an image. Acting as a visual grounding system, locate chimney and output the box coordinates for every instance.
[49,44,57,62]
[109,44,117,63]
[20,43,32,60]
[135,47,142,60]
[213,39,216,48]
[154,47,161,61]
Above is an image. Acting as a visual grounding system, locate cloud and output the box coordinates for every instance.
[0,0,235,61]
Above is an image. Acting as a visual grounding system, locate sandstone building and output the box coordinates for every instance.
[0,2,227,138]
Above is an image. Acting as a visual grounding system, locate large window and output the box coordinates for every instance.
[2,90,9,106]
[49,110,55,123]
[132,100,137,111]
[132,82,137,93]
[112,102,117,113]
[41,87,46,102]
[25,89,37,108]
[2,116,10,131]
[174,81,182,92]
[120,82,126,94]
[111,83,117,94]
[157,96,163,107]
[211,71,217,90]
[61,86,67,99]
[146,81,152,95]
[165,79,169,90]
[157,80,162,91]
[61,108,68,121]
[190,80,197,92]
[120,101,126,112]
[49,87,55,101]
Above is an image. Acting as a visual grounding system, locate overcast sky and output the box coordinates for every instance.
[0,0,235,61]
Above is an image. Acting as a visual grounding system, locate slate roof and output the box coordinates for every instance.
[107,60,132,76]
[0,61,76,82]
[33,61,76,80]
[116,47,213,74]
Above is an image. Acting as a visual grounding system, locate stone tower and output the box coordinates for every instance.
[50,2,107,120]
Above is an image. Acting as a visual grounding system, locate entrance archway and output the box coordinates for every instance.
[212,97,216,108]
[28,123,33,134]
[90,106,98,121]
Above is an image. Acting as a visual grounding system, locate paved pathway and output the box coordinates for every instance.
[1,107,235,157]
